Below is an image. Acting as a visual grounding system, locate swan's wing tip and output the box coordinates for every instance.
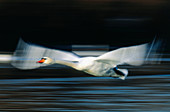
[11,38,80,70]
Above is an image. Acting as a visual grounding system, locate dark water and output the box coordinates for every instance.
[1,72,170,112]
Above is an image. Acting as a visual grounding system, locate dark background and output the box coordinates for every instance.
[0,0,170,51]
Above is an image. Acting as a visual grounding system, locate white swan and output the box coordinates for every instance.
[11,38,160,80]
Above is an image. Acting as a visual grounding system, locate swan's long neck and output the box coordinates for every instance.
[55,60,78,69]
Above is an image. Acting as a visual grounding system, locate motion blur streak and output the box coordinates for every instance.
[0,54,12,63]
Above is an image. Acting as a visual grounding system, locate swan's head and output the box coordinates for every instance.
[36,57,54,64]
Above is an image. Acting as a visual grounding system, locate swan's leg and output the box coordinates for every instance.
[111,67,127,80]
[113,67,125,77]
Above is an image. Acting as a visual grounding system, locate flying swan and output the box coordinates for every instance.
[11,38,161,80]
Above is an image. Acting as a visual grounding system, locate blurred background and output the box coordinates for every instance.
[0,1,170,112]
[0,0,169,52]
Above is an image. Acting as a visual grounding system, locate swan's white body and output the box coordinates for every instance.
[76,57,127,78]
[11,39,160,80]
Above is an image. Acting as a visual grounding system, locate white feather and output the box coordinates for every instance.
[96,44,148,66]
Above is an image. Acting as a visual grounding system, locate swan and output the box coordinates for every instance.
[11,38,161,80]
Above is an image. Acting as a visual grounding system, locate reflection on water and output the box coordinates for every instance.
[1,74,170,112]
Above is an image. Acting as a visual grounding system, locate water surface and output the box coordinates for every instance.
[0,73,170,112]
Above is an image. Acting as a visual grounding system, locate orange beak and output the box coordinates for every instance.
[37,59,45,63]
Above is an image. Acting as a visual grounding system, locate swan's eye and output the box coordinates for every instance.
[41,58,47,60]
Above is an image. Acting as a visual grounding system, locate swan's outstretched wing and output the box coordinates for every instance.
[96,43,149,66]
[11,39,80,69]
